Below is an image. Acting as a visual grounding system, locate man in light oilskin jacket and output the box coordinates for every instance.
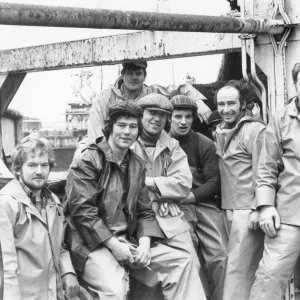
[0,134,78,300]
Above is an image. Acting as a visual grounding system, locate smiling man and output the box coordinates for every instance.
[215,80,266,300]
[169,95,226,300]
[65,101,204,300]
[0,134,78,300]
[87,60,211,144]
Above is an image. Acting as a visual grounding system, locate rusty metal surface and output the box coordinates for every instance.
[0,31,241,73]
[0,73,26,116]
[0,2,284,34]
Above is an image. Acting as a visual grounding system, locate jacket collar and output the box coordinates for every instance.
[216,103,264,154]
[111,78,149,100]
[0,178,60,228]
[286,97,300,119]
[94,136,138,165]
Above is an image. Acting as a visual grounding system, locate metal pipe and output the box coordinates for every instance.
[0,2,285,34]
[249,38,268,123]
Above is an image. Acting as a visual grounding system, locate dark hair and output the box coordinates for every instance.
[214,79,257,107]
[11,133,55,177]
[102,113,143,140]
[121,63,147,77]
[292,63,300,85]
[171,107,197,120]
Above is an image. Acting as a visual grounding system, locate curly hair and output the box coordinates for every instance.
[292,63,300,85]
[214,79,258,107]
[11,133,55,177]
[102,113,143,140]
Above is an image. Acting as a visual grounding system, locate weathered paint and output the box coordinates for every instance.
[0,2,285,34]
[0,31,241,73]
[0,73,26,116]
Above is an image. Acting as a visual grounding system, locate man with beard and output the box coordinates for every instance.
[215,80,266,300]
[169,95,226,300]
[87,60,211,144]
[0,134,78,300]
[131,93,206,298]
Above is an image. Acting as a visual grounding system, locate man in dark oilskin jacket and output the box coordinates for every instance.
[65,101,205,300]
[169,95,227,300]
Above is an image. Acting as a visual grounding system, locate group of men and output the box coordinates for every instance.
[1,60,300,300]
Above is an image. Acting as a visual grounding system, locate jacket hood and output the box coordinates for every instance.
[216,103,264,153]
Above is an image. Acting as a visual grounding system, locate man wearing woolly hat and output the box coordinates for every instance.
[169,95,226,300]
[131,93,207,300]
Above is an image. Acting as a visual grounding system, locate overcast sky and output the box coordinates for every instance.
[4,0,230,124]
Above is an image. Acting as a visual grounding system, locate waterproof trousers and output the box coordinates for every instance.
[250,224,300,300]
[82,242,206,300]
[194,202,228,300]
[223,209,264,300]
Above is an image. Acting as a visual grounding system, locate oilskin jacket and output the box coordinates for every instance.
[87,80,207,143]
[215,104,265,209]
[132,131,193,239]
[0,179,74,300]
[256,97,300,226]
[65,138,164,272]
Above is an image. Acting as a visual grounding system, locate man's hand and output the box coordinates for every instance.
[62,273,79,299]
[134,237,151,268]
[103,237,134,264]
[248,210,260,230]
[158,202,169,217]
[196,100,212,124]
[259,205,281,238]
[168,203,181,217]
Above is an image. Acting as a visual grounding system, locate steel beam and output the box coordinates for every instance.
[0,2,285,35]
[0,73,26,116]
[0,31,241,74]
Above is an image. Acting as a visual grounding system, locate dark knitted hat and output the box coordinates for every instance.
[170,95,198,112]
[138,94,173,113]
[108,101,142,118]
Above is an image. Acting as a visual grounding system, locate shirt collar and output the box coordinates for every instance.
[18,177,52,205]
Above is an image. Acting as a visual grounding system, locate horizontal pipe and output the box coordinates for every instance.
[0,2,285,35]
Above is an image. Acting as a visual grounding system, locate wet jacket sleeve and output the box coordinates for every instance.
[87,89,111,143]
[192,139,220,202]
[0,200,21,300]
[243,122,266,208]
[255,114,282,208]
[59,217,76,276]
[151,83,206,102]
[153,143,193,202]
[66,150,113,251]
[136,170,164,240]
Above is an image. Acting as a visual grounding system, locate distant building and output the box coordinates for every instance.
[23,116,42,132]
[66,68,95,131]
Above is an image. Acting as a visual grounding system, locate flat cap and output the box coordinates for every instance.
[207,110,222,126]
[108,100,142,118]
[170,95,197,112]
[137,94,173,113]
[122,60,147,68]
